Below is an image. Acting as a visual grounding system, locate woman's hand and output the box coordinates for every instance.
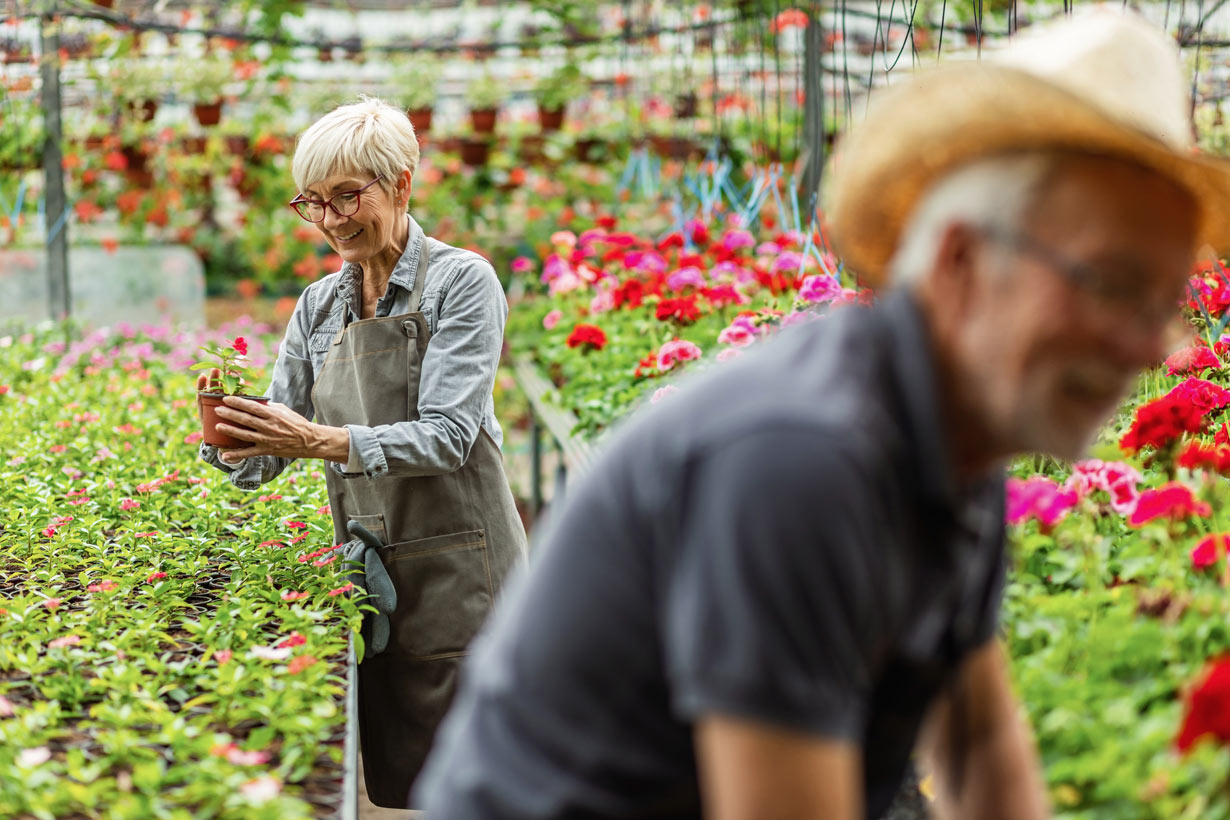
[213,396,351,464]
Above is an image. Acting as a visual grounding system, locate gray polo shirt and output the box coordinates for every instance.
[416,289,1006,819]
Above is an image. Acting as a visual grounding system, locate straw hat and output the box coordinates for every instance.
[826,9,1230,286]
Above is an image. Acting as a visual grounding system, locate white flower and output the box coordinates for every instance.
[240,775,282,803]
[249,645,292,661]
[18,747,50,767]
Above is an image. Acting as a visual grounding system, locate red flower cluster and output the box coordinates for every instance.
[1127,482,1211,527]
[1190,533,1229,570]
[232,336,249,357]
[1168,378,1230,414]
[1177,441,1230,476]
[656,296,701,325]
[1176,657,1230,753]
[566,324,608,352]
[1119,394,1209,455]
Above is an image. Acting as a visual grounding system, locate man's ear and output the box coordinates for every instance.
[926,222,985,319]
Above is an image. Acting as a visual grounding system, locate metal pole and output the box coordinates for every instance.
[530,415,543,518]
[40,10,70,322]
[801,8,825,203]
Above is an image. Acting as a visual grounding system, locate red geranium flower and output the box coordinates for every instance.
[1176,658,1230,753]
[565,324,608,352]
[1120,394,1209,455]
[232,336,249,357]
[656,296,701,325]
[1127,482,1212,527]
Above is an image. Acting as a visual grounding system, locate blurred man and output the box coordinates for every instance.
[417,11,1230,819]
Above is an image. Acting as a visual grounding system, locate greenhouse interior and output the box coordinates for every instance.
[7,0,1230,817]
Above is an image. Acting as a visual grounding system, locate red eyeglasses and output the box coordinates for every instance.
[289,176,384,223]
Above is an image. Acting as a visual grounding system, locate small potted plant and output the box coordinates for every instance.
[99,58,162,123]
[193,336,269,448]
[395,53,441,134]
[175,55,231,127]
[466,71,503,134]
[533,63,587,132]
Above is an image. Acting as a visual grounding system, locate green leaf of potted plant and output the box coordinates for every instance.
[192,336,269,447]
[175,55,232,127]
[466,71,504,134]
[533,63,587,132]
[395,53,442,134]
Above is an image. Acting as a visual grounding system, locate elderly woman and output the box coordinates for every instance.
[197,97,527,808]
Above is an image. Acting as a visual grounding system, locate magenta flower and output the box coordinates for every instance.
[1165,345,1221,376]
[146,572,167,583]
[1005,476,1078,531]
[511,256,534,273]
[798,274,842,304]
[1129,482,1212,527]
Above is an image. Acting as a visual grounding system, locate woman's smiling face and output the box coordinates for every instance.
[304,171,410,267]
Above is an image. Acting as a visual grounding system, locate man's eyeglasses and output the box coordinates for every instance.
[978,226,1183,332]
[289,176,383,223]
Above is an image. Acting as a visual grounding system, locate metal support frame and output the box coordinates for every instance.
[39,11,70,321]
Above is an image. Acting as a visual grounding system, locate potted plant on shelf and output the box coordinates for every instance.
[466,71,503,134]
[395,53,441,134]
[176,55,231,127]
[193,336,270,448]
[100,59,163,123]
[533,63,587,132]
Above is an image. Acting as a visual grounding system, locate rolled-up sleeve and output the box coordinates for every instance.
[199,287,318,490]
[330,258,506,479]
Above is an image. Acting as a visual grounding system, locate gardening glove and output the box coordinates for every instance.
[343,521,398,656]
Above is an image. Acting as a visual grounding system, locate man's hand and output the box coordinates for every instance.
[695,714,862,820]
[919,641,1050,820]
[212,396,350,464]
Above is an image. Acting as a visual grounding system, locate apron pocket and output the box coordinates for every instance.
[348,514,388,546]
[381,529,493,660]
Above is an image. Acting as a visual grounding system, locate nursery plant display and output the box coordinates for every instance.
[0,320,362,817]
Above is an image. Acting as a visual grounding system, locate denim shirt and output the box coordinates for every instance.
[200,214,507,491]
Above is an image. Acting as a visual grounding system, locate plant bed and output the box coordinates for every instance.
[0,321,364,817]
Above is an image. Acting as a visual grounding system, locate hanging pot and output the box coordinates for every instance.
[459,137,491,167]
[126,99,158,123]
[197,393,271,448]
[406,107,433,134]
[193,100,223,127]
[537,105,565,132]
[469,107,498,134]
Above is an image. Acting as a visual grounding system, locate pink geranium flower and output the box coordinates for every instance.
[288,655,319,675]
[87,580,118,593]
[1005,476,1078,531]
[657,339,703,372]
[1192,534,1229,570]
[1165,345,1221,376]
[1128,482,1212,527]
[146,572,167,583]
[1065,459,1142,515]
[281,590,310,601]
[119,498,140,512]
[327,582,355,597]
[717,322,755,348]
[798,274,842,304]
[48,635,81,649]
[276,632,306,649]
[542,309,563,330]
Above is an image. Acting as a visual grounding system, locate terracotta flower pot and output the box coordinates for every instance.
[469,107,498,134]
[406,107,433,134]
[460,137,491,167]
[537,105,565,132]
[574,137,604,163]
[197,393,270,448]
[193,101,223,127]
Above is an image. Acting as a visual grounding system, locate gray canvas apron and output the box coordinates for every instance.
[310,239,527,808]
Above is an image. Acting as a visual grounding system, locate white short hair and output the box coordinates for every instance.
[292,96,420,197]
[889,153,1058,285]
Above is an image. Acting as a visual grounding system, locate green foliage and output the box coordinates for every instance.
[465,71,504,111]
[392,53,442,112]
[0,321,361,814]
[174,55,232,103]
[533,63,588,111]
